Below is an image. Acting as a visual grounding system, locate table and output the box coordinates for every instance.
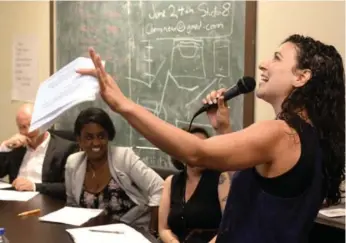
[0,194,158,243]
[0,200,5,209]
[1,195,343,243]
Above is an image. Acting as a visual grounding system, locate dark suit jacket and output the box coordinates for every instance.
[0,133,77,200]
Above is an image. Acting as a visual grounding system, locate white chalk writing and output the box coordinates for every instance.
[147,2,232,20]
[145,20,224,36]
[197,2,232,18]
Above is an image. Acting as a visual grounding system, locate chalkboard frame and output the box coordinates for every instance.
[49,1,257,128]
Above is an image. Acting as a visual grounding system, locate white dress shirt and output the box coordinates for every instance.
[0,133,51,185]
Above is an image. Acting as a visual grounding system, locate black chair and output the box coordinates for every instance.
[49,129,76,142]
[151,166,179,180]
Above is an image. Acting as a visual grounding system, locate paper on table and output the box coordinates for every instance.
[29,57,105,133]
[39,206,104,226]
[319,208,346,218]
[66,223,151,243]
[0,190,38,201]
[0,181,12,189]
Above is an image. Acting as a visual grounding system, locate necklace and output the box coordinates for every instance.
[88,166,96,179]
[88,160,107,180]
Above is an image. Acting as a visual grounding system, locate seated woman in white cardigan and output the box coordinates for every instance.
[65,107,164,233]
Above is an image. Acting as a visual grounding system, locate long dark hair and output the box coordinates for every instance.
[171,126,210,170]
[278,34,345,205]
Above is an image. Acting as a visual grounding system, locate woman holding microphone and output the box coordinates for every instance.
[77,34,345,243]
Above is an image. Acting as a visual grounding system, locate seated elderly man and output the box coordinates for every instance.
[0,103,77,199]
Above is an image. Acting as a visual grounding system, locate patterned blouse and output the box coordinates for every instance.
[80,178,136,217]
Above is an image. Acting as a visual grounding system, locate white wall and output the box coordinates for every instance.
[255,1,345,121]
[0,1,50,142]
[0,1,344,141]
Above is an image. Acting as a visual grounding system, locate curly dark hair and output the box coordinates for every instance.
[278,34,345,205]
[171,126,210,170]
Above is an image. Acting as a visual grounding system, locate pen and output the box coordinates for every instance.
[17,208,41,217]
[89,229,123,234]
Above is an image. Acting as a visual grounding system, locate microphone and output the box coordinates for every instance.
[192,76,256,119]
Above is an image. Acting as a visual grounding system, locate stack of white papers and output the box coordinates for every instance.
[319,208,346,218]
[66,223,151,243]
[39,206,104,226]
[0,181,12,189]
[29,57,105,133]
[0,190,38,201]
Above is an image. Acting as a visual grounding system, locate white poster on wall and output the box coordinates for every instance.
[12,36,39,102]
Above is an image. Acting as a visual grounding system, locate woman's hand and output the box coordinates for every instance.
[202,88,231,134]
[76,47,132,113]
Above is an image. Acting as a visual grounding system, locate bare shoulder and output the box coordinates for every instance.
[241,120,297,159]
[254,120,301,174]
[197,120,295,171]
[242,119,295,145]
[246,119,292,135]
[253,119,300,143]
[164,175,174,188]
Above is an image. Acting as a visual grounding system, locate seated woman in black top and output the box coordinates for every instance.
[158,126,230,243]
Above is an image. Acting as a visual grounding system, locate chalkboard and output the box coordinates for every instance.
[52,1,252,168]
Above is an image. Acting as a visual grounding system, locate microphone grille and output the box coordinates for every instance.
[238,76,256,93]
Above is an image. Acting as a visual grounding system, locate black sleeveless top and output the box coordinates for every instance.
[168,170,222,242]
[217,115,325,243]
